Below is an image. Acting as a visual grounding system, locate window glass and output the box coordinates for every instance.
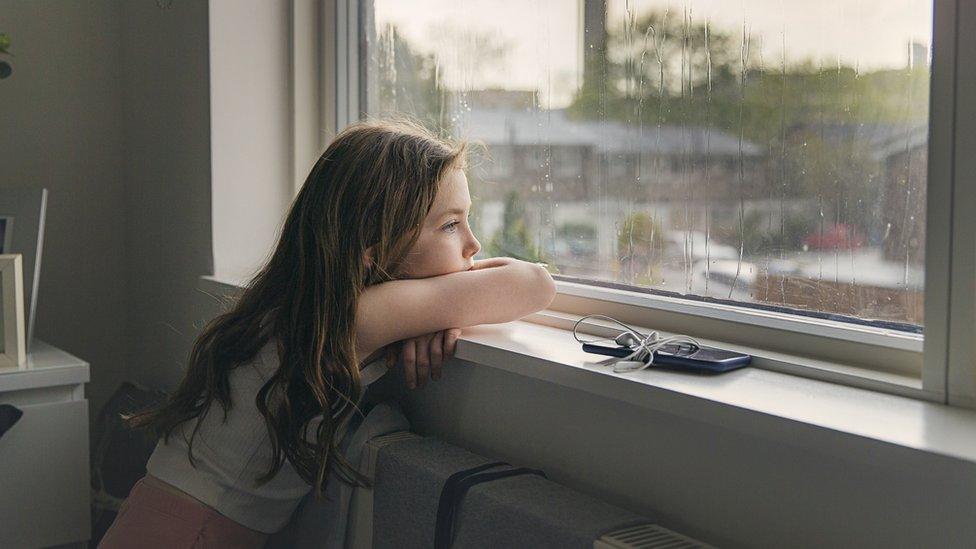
[363,0,932,329]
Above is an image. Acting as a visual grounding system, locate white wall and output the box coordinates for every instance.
[0,0,128,413]
[208,0,293,283]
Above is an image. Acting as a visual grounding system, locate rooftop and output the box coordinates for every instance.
[453,107,764,157]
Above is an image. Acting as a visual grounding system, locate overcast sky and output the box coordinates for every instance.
[372,0,933,107]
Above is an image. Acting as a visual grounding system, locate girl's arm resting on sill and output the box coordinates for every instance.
[356,258,555,358]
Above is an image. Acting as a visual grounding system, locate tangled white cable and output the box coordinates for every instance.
[572,314,702,374]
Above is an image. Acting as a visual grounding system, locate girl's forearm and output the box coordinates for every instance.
[470,256,516,270]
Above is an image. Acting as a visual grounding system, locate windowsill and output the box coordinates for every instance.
[526,309,925,398]
[199,274,976,467]
[456,320,976,467]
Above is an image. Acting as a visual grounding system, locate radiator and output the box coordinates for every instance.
[595,524,716,549]
[345,431,715,549]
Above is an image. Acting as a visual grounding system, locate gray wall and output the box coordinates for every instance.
[404,361,976,548]
[0,1,129,412]
[0,0,289,413]
[119,0,213,392]
[0,0,213,413]
[117,0,292,392]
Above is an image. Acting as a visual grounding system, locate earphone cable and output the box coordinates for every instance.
[572,314,702,374]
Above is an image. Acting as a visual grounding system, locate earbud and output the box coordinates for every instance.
[614,332,641,348]
[613,360,647,372]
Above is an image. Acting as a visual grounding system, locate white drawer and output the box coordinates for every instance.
[0,399,90,548]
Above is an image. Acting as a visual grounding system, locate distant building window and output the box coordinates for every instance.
[551,146,583,179]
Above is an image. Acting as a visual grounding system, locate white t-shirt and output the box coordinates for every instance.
[146,340,387,533]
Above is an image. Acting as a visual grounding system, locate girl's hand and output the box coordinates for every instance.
[386,328,462,389]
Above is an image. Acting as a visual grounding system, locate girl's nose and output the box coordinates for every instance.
[464,232,481,259]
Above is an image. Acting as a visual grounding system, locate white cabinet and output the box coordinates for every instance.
[0,341,90,548]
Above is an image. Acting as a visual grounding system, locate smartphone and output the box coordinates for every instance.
[581,342,751,373]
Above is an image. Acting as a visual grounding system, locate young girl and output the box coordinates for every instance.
[98,120,556,548]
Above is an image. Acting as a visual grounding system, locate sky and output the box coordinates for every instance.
[371,0,933,107]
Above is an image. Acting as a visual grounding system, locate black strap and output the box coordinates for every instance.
[434,465,548,549]
[0,404,23,440]
[435,461,510,549]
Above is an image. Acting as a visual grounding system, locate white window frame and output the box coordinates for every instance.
[299,0,976,408]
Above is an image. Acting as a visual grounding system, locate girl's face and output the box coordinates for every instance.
[397,169,481,279]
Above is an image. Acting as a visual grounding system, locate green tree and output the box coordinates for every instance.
[374,25,450,134]
[486,191,545,263]
[557,222,598,258]
[733,209,817,257]
[569,9,930,143]
[781,131,881,235]
[0,32,12,79]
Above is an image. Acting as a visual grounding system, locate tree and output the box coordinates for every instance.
[0,32,12,79]
[731,209,816,257]
[373,25,450,134]
[569,9,930,143]
[557,222,598,258]
[568,9,744,128]
[485,191,546,263]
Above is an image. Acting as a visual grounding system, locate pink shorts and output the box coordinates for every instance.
[98,476,268,549]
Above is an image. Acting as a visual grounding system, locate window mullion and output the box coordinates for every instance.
[920,0,957,403]
[336,0,360,128]
[321,0,338,138]
[320,0,360,142]
[946,0,976,408]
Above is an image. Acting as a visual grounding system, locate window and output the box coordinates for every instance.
[314,0,975,402]
[363,0,931,331]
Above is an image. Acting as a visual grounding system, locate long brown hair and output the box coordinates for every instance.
[129,119,467,496]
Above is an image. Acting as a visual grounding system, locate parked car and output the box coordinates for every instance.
[801,223,866,250]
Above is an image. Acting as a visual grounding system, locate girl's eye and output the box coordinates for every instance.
[443,221,460,233]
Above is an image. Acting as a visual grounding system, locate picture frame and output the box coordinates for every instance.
[0,216,12,253]
[0,188,47,352]
[0,254,26,369]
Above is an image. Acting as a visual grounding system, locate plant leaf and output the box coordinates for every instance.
[0,33,10,54]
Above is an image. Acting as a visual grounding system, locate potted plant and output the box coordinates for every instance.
[0,32,12,79]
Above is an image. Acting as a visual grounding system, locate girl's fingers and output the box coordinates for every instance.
[415,335,431,388]
[401,339,417,390]
[430,331,444,380]
[444,328,462,359]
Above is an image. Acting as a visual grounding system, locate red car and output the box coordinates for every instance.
[802,223,866,250]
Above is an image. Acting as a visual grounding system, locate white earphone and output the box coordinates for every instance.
[572,315,701,373]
